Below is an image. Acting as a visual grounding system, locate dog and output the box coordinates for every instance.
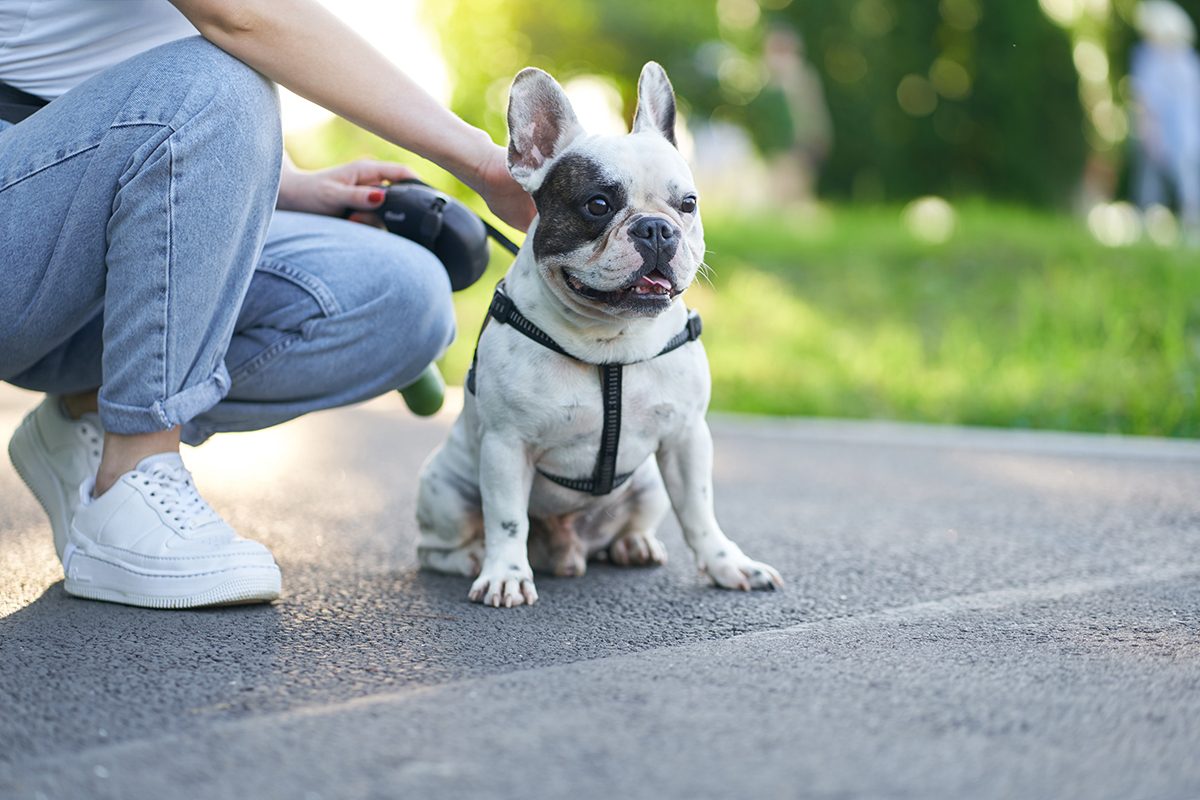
[415,62,782,607]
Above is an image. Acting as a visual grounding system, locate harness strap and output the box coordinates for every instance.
[593,364,623,494]
[467,281,702,496]
[486,288,573,357]
[539,468,635,494]
[659,310,703,356]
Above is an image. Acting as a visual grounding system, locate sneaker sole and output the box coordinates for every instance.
[8,413,71,561]
[63,545,282,609]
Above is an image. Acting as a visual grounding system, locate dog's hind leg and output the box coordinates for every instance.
[604,461,671,567]
[416,446,485,576]
[419,538,484,576]
[527,514,587,577]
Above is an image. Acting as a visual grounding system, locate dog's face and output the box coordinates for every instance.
[507,63,704,319]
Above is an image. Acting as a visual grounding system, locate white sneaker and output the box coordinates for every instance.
[8,396,104,561]
[64,452,282,608]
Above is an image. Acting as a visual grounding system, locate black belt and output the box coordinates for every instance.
[0,80,49,124]
[467,281,703,496]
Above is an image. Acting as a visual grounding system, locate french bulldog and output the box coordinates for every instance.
[415,62,783,607]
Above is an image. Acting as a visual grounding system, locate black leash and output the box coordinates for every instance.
[483,220,520,256]
[468,280,702,496]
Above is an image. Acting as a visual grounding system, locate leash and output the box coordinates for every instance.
[483,220,520,256]
[396,215,521,415]
[467,280,702,496]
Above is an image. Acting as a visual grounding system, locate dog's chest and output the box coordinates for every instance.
[523,350,705,478]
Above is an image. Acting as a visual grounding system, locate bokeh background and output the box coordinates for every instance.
[285,0,1200,437]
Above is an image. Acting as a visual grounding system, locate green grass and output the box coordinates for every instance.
[441,203,1200,438]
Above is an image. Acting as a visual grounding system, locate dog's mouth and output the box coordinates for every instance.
[563,269,678,306]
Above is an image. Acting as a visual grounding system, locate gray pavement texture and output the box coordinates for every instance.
[1,383,1198,800]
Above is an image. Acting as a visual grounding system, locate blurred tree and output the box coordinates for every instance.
[426,0,735,140]
[776,0,1086,206]
[429,0,1091,207]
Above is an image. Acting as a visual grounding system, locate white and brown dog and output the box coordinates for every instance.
[416,62,782,607]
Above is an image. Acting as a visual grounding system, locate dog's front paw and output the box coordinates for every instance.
[701,548,783,592]
[468,561,539,608]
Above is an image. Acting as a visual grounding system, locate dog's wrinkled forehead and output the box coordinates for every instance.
[531,137,693,261]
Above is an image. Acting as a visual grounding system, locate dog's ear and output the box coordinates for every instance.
[507,67,585,192]
[631,61,677,146]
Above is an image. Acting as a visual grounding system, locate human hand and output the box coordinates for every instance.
[276,158,419,221]
[469,143,537,232]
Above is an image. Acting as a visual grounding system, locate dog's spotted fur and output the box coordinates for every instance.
[415,62,782,607]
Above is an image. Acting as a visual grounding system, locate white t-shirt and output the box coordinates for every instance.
[0,0,196,100]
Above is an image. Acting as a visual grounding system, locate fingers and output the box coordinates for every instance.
[338,183,388,213]
[327,159,419,214]
[346,211,386,230]
[349,159,419,186]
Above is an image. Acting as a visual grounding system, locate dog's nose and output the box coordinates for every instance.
[630,216,678,248]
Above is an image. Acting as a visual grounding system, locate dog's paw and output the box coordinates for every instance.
[468,561,539,608]
[549,546,587,577]
[702,550,783,592]
[608,532,668,567]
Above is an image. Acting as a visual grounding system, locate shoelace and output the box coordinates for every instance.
[135,462,222,533]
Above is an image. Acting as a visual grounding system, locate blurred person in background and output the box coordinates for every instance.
[761,26,831,207]
[0,0,535,609]
[1130,0,1200,233]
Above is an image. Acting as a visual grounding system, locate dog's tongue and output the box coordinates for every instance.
[638,272,672,291]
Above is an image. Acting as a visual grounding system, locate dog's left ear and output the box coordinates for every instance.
[632,61,677,147]
[507,67,585,192]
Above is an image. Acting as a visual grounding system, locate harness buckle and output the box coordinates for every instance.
[489,290,515,324]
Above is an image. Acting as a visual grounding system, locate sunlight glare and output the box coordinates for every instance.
[903,196,957,244]
[1144,204,1180,246]
[279,0,450,134]
[563,76,627,137]
[183,422,306,495]
[1087,201,1141,247]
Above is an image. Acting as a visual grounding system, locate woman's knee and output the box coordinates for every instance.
[321,234,457,390]
[251,216,457,393]
[129,37,280,168]
[364,242,457,387]
[153,36,276,109]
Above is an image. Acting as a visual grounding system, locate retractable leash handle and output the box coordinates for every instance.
[399,363,447,417]
[363,180,522,416]
[375,179,493,290]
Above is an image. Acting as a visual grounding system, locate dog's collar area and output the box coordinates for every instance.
[466,281,703,496]
[482,283,702,366]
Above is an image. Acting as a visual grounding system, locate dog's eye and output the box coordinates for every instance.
[680,195,698,214]
[585,196,610,216]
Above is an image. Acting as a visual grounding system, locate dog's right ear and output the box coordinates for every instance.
[507,68,584,192]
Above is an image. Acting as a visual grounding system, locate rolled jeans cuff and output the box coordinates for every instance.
[98,364,231,435]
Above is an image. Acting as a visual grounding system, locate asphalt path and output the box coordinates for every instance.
[1,383,1198,799]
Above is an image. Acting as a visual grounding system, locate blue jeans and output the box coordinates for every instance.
[0,37,455,445]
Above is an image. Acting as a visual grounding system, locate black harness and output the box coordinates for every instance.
[466,282,702,496]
